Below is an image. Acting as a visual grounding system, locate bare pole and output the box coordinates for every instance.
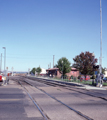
[2,47,6,76]
[1,53,2,72]
[53,55,54,68]
[100,0,102,74]
[50,62,51,68]
[12,67,14,76]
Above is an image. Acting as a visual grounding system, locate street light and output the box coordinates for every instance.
[62,60,63,80]
[2,47,6,76]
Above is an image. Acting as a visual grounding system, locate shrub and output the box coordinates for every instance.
[91,75,96,79]
[70,75,74,79]
[73,77,77,81]
[61,75,68,79]
[78,75,81,79]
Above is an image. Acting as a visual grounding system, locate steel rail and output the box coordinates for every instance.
[24,76,107,101]
[11,76,107,102]
[24,80,93,120]
[18,81,49,120]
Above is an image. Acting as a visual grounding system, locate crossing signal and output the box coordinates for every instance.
[93,65,99,69]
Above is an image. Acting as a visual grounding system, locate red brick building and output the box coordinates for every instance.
[46,67,79,78]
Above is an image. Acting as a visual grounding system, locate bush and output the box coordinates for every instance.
[54,76,59,79]
[91,75,96,79]
[61,75,68,79]
[78,75,81,79]
[73,77,77,81]
[70,75,74,79]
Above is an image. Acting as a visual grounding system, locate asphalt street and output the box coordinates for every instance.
[0,80,44,120]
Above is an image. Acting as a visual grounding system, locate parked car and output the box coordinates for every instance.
[0,75,3,82]
[80,76,85,80]
[103,77,107,82]
[80,75,90,81]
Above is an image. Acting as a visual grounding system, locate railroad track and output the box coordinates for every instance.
[18,80,49,120]
[18,79,93,120]
[10,76,94,120]
[10,76,107,120]
[22,76,107,102]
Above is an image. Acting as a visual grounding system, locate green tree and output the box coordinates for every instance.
[36,67,42,75]
[56,57,71,76]
[30,68,36,74]
[73,51,97,78]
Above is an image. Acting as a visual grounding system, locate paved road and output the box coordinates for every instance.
[0,80,44,120]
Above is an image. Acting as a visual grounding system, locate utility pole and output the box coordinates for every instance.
[100,0,102,74]
[99,0,102,87]
[50,63,51,68]
[62,60,63,80]
[53,55,55,68]
[28,68,30,76]
[3,47,6,76]
[12,67,13,76]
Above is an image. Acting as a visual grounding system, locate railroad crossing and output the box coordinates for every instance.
[0,76,107,120]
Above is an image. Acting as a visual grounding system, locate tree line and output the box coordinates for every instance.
[30,67,41,75]
[30,51,106,77]
[56,51,105,78]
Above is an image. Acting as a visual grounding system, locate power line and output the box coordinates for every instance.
[5,56,52,59]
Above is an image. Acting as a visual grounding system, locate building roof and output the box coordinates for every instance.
[46,67,78,71]
[46,68,59,71]
[71,68,77,70]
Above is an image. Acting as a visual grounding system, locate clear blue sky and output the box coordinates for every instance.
[0,0,107,72]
